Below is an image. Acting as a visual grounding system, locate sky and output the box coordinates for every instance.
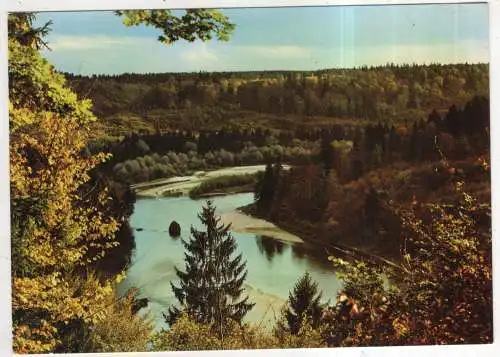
[33,3,490,75]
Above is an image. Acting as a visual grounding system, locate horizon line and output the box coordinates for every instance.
[60,61,490,77]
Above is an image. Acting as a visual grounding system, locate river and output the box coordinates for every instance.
[118,192,342,330]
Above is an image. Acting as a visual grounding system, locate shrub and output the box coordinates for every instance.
[152,313,325,351]
[82,288,154,352]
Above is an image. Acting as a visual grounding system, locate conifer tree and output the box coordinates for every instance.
[254,163,275,215]
[166,201,254,333]
[319,134,335,174]
[283,272,323,335]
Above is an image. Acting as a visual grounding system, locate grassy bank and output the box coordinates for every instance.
[189,174,259,199]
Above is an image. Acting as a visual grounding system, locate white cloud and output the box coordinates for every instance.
[48,35,148,51]
[179,42,218,64]
[41,34,489,75]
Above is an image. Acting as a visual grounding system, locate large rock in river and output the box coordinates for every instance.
[169,221,181,237]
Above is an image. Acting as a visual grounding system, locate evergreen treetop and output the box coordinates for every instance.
[166,201,254,333]
[284,272,323,335]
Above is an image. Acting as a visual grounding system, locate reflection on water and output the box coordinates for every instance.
[255,235,286,262]
[291,243,334,271]
[119,193,342,330]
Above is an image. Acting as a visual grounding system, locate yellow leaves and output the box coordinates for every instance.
[83,288,153,352]
[115,272,126,284]
[9,105,37,133]
[9,30,129,353]
[10,112,120,353]
[477,156,490,172]
[328,256,348,267]
[9,36,95,124]
[392,317,409,338]
[13,331,57,355]
[101,284,113,297]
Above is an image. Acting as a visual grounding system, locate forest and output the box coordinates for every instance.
[8,8,492,355]
[67,62,488,135]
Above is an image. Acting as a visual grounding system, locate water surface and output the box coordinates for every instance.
[118,193,341,330]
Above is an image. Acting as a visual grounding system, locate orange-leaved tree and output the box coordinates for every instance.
[327,173,492,346]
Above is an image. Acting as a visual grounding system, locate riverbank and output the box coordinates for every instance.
[132,165,398,267]
[240,204,401,270]
[193,184,253,198]
[189,174,258,199]
[243,284,286,328]
[123,192,343,331]
[219,210,304,244]
[132,165,289,198]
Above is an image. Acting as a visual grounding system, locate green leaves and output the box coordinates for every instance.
[116,9,235,45]
[9,14,121,353]
[8,13,52,50]
[8,38,95,128]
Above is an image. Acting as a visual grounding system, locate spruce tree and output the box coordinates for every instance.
[165,201,254,332]
[319,134,335,174]
[254,163,275,215]
[283,272,323,335]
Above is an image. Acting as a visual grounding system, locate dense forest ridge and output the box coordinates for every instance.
[65,63,488,137]
[63,62,488,79]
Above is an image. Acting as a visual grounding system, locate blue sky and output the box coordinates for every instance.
[34,3,489,75]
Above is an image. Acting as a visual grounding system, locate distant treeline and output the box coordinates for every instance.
[319,95,490,182]
[66,63,488,134]
[109,140,316,184]
[90,127,331,161]
[88,95,489,187]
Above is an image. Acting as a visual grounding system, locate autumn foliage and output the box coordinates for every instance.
[8,10,493,353]
[326,180,492,346]
[8,10,238,353]
[9,16,121,353]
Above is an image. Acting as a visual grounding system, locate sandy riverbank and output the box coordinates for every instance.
[219,210,304,244]
[243,283,286,328]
